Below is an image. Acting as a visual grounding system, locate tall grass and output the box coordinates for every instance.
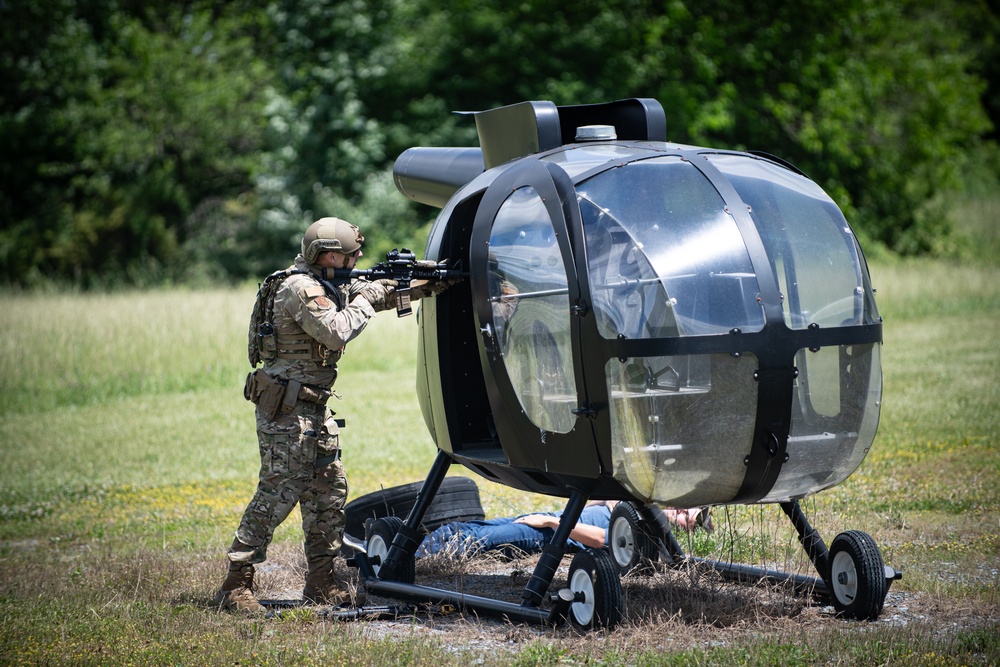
[0,289,248,414]
[0,290,442,506]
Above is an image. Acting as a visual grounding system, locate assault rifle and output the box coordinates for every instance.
[328,248,466,317]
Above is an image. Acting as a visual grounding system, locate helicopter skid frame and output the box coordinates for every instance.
[620,500,902,620]
[352,451,901,629]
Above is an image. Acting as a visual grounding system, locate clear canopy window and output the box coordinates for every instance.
[708,154,879,330]
[606,353,758,505]
[542,144,659,180]
[487,186,577,434]
[576,156,766,339]
[766,343,882,501]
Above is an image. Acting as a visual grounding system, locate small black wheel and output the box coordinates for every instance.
[828,530,888,620]
[566,548,623,630]
[607,502,659,575]
[365,516,415,584]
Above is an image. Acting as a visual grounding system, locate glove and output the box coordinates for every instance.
[409,277,459,301]
[353,279,397,312]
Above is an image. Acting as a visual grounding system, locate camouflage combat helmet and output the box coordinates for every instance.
[301,217,365,264]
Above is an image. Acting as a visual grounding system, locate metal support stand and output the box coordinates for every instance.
[352,469,903,626]
[356,469,592,625]
[356,552,559,624]
[641,504,685,563]
[378,450,452,581]
[522,490,586,606]
[780,500,831,583]
[685,501,903,601]
[649,500,831,597]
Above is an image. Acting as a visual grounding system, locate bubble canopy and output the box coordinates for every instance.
[412,135,882,506]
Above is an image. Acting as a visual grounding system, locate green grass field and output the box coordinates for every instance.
[1,209,998,664]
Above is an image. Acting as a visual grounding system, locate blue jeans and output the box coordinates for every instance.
[415,505,611,559]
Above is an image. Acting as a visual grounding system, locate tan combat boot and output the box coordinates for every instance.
[302,558,366,607]
[213,563,262,612]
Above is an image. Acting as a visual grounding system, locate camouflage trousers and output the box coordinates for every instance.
[229,400,348,567]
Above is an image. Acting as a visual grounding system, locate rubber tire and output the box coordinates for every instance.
[365,516,416,584]
[566,548,623,630]
[606,501,659,576]
[828,530,887,620]
[345,476,484,541]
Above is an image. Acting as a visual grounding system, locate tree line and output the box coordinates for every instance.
[2,0,997,287]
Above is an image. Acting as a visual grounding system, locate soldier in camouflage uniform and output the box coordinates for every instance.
[214,217,397,612]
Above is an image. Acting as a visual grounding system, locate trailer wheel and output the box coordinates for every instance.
[828,530,887,620]
[365,516,415,584]
[566,548,623,630]
[607,502,658,575]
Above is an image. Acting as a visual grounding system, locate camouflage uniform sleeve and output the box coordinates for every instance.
[279,275,376,351]
[346,279,398,313]
[346,280,368,301]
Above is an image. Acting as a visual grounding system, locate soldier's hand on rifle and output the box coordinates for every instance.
[353,279,397,312]
[409,277,459,301]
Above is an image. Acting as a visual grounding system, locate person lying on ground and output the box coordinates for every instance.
[413,501,713,559]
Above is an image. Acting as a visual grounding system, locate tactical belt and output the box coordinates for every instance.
[280,378,345,426]
[281,378,331,410]
[275,337,342,365]
[245,369,347,425]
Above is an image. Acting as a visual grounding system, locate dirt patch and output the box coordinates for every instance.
[248,543,999,655]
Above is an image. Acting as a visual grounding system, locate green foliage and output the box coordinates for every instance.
[1,0,997,287]
[256,1,396,215]
[367,0,998,258]
[605,0,993,255]
[1,0,275,287]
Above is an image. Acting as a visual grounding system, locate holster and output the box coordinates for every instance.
[244,370,286,420]
[281,379,301,414]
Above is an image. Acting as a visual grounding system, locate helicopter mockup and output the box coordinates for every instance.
[353,98,899,629]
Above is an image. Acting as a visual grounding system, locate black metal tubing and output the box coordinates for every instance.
[647,501,832,598]
[780,500,902,592]
[380,450,453,581]
[672,502,901,601]
[522,491,587,606]
[640,504,686,562]
[365,459,589,622]
[781,500,831,583]
[356,552,557,625]
[685,556,829,597]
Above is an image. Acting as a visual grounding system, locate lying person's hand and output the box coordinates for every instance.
[514,514,557,529]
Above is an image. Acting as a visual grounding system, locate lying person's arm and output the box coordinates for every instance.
[514,514,607,549]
